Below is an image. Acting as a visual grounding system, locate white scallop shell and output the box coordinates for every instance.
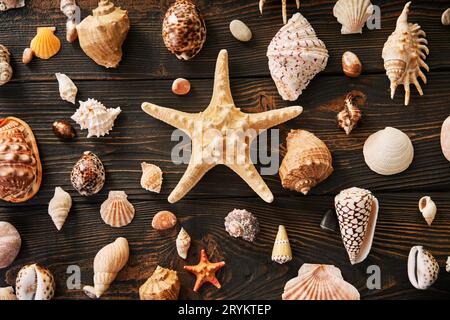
[333,0,374,34]
[363,127,414,175]
[100,191,135,228]
[71,98,121,138]
[48,186,72,230]
[55,73,77,104]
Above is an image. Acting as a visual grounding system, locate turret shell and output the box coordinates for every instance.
[0,221,21,268]
[71,151,105,196]
[15,264,55,300]
[100,191,135,228]
[48,187,72,230]
[139,266,180,300]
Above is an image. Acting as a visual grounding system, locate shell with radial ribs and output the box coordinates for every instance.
[442,8,450,26]
[335,187,378,265]
[259,0,300,24]
[440,116,450,162]
[15,264,55,300]
[100,191,135,228]
[382,2,429,106]
[282,264,360,300]
[139,266,180,300]
[71,99,121,138]
[71,151,105,196]
[162,0,206,61]
[0,0,25,11]
[224,209,259,242]
[0,286,16,300]
[337,93,362,135]
[267,13,328,101]
[176,227,191,259]
[83,237,129,299]
[407,246,439,290]
[363,127,414,175]
[60,0,78,42]
[76,0,130,68]
[279,129,333,195]
[140,162,163,193]
[418,196,436,226]
[0,117,42,203]
[0,44,12,86]
[48,187,72,231]
[271,225,292,264]
[152,210,177,230]
[0,221,21,268]
[55,73,77,104]
[29,27,61,60]
[333,0,374,34]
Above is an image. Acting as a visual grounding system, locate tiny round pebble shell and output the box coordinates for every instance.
[172,78,191,96]
[342,51,362,78]
[152,210,177,230]
[22,48,33,64]
[229,20,252,42]
[52,120,76,140]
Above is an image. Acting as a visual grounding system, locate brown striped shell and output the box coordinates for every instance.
[71,151,105,196]
[0,117,42,203]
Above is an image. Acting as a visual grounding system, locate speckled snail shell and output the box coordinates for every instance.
[71,151,105,196]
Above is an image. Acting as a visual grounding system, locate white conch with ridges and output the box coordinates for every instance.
[55,73,77,104]
[333,0,374,34]
[71,98,121,138]
[48,187,72,230]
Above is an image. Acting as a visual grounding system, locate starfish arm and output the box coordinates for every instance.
[227,163,274,203]
[141,102,195,136]
[208,276,222,289]
[193,276,205,293]
[208,50,234,108]
[248,106,303,131]
[168,161,215,203]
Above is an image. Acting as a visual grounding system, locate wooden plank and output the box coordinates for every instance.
[1,193,449,299]
[0,0,450,81]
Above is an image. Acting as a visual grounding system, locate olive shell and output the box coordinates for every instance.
[52,120,76,140]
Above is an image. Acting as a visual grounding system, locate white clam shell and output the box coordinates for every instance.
[418,196,436,226]
[333,0,374,34]
[55,73,77,104]
[407,246,439,290]
[363,127,414,175]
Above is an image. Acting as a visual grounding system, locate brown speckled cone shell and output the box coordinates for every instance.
[139,266,180,300]
[71,151,105,196]
[0,117,42,203]
[162,0,206,60]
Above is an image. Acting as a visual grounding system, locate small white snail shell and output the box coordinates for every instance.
[418,196,436,226]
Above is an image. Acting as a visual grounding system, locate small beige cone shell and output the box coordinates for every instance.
[271,225,292,264]
[48,187,72,231]
[418,196,436,226]
[83,237,129,298]
[100,191,135,228]
[0,286,16,300]
[176,227,191,259]
[55,73,77,104]
[139,266,180,300]
[140,162,163,193]
[15,263,55,300]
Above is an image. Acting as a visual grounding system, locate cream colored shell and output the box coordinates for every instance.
[176,227,191,260]
[55,73,77,104]
[0,44,12,86]
[440,116,450,162]
[100,191,135,228]
[418,196,436,226]
[271,225,292,264]
[15,264,55,300]
[0,286,16,300]
[333,0,374,34]
[140,162,163,193]
[407,246,439,290]
[139,266,180,300]
[48,187,72,231]
[0,221,21,268]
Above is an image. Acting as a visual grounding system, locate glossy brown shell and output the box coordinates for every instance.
[0,117,42,203]
[71,151,105,196]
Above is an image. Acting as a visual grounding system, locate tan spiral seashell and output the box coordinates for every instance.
[176,227,191,259]
[282,264,360,300]
[15,263,55,300]
[140,162,163,193]
[0,44,12,86]
[29,27,61,60]
[100,191,135,228]
[76,0,130,68]
[48,187,72,231]
[333,0,374,34]
[83,237,129,299]
[0,286,16,300]
[139,266,180,300]
[279,130,333,195]
[382,2,429,106]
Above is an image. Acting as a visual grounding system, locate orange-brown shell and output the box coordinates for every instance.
[151,210,177,230]
[30,27,61,60]
[279,130,333,195]
[0,117,42,203]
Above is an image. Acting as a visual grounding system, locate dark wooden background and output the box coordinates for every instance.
[1,0,450,300]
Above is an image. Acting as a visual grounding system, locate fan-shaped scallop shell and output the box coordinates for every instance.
[363,127,414,175]
[48,187,72,231]
[0,286,16,300]
[282,264,360,300]
[0,221,21,268]
[140,162,163,193]
[333,0,374,34]
[440,116,450,162]
[139,266,180,300]
[279,130,333,195]
[267,13,328,101]
[100,191,135,228]
[30,27,61,60]
[55,73,77,104]
[71,151,105,196]
[0,117,42,203]
[382,2,429,106]
[15,263,55,300]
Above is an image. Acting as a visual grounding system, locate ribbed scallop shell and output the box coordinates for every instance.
[0,221,21,268]
[76,0,130,68]
[440,116,450,162]
[30,27,61,60]
[100,191,135,228]
[0,286,16,300]
[71,98,121,138]
[15,264,55,300]
[333,0,374,34]
[267,13,328,101]
[382,2,429,106]
[48,187,72,231]
[140,162,163,193]
[282,264,360,300]
[139,266,180,300]
[279,130,333,195]
[0,117,42,203]
[71,151,105,196]
[55,73,77,104]
[363,127,414,175]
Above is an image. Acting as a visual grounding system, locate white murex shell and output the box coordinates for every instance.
[55,73,77,104]
[363,127,414,176]
[335,187,378,265]
[407,246,439,290]
[267,13,328,101]
[48,186,72,230]
[176,227,191,259]
[333,0,374,34]
[71,98,121,138]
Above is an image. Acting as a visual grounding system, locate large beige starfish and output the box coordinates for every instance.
[142,49,302,203]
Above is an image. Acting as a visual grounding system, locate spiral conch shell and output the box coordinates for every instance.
[139,266,180,300]
[0,221,21,268]
[76,0,130,68]
[48,187,72,231]
[282,264,360,300]
[363,127,414,176]
[407,246,439,290]
[176,227,191,259]
[29,27,61,60]
[100,191,135,228]
[55,73,77,104]
[279,130,333,195]
[140,162,163,193]
[0,44,12,86]
[71,99,121,138]
[382,2,429,106]
[333,0,374,34]
[267,13,328,101]
[0,286,16,300]
[418,196,436,226]
[0,117,42,203]
[83,237,129,299]
[335,187,378,265]
[15,264,55,300]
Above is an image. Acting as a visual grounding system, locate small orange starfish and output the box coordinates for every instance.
[184,249,225,292]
